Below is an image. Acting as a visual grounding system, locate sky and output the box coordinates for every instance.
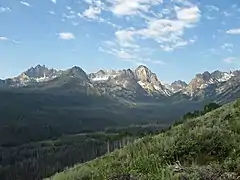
[0,0,240,83]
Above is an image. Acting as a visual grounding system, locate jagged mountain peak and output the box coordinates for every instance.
[24,64,57,78]
[135,65,149,70]
[96,70,106,75]
[118,69,135,79]
[65,66,88,79]
[134,65,171,96]
[69,66,84,71]
[135,65,154,83]
[211,70,222,75]
[182,69,239,97]
[195,71,211,81]
[89,69,118,82]
[171,80,187,85]
[167,80,188,93]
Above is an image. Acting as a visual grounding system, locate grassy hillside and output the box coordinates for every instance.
[49,99,240,180]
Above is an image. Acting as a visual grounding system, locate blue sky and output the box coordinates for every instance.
[0,0,240,83]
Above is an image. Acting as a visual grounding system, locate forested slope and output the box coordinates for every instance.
[49,99,240,180]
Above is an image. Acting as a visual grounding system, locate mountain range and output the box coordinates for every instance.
[1,65,239,103]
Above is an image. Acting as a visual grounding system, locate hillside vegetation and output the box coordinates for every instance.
[0,89,204,146]
[49,99,240,180]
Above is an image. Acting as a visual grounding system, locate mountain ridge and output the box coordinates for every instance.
[0,65,239,103]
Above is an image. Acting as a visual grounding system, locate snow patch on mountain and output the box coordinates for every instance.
[92,76,110,81]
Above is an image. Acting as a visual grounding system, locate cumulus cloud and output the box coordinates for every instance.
[0,37,8,41]
[221,43,234,52]
[115,30,137,48]
[223,11,232,17]
[117,50,136,59]
[174,0,193,7]
[81,0,200,62]
[82,0,164,18]
[0,6,11,13]
[58,32,75,40]
[20,1,31,7]
[205,15,216,20]
[48,11,56,15]
[112,5,200,52]
[51,0,56,4]
[100,38,165,65]
[176,6,201,23]
[226,28,240,34]
[83,6,101,19]
[109,0,163,16]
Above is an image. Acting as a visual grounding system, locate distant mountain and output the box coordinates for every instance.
[24,65,58,79]
[211,74,240,103]
[167,80,187,93]
[183,70,236,96]
[89,69,119,81]
[89,65,171,97]
[134,65,172,96]
[179,70,240,103]
[1,65,239,104]
[30,66,101,96]
[5,65,60,87]
[211,70,233,82]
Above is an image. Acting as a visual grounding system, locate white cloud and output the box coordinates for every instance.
[221,43,233,48]
[134,10,199,51]
[0,6,11,13]
[0,37,20,44]
[51,0,56,4]
[12,40,20,44]
[100,2,201,56]
[0,36,8,41]
[48,11,56,15]
[108,0,163,16]
[205,15,216,20]
[221,43,234,50]
[83,6,101,19]
[82,0,200,62]
[223,57,236,64]
[223,11,232,17]
[20,1,30,7]
[63,13,76,19]
[226,28,240,34]
[206,5,219,11]
[58,32,75,40]
[176,6,201,23]
[139,6,200,50]
[100,39,161,65]
[115,30,137,48]
[117,50,135,59]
